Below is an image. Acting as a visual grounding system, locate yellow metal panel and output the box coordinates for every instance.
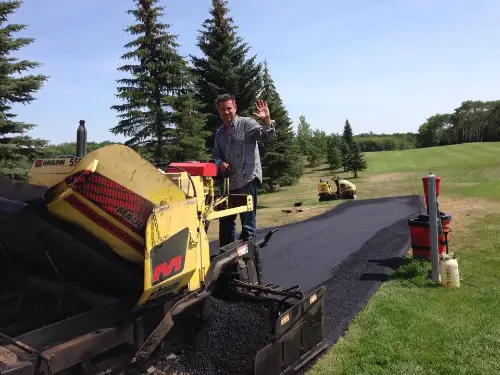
[28,157,83,187]
[138,199,204,306]
[46,192,145,262]
[33,145,191,266]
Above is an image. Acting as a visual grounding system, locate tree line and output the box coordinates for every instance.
[416,100,500,148]
[0,0,499,187]
[295,117,367,177]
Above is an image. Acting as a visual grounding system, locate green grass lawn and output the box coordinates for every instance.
[301,142,500,375]
[212,142,500,375]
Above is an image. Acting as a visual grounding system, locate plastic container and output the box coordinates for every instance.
[408,212,452,259]
[439,253,460,288]
[422,175,441,206]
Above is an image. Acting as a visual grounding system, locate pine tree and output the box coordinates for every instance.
[296,115,313,157]
[326,134,341,170]
[346,142,368,178]
[258,61,303,191]
[339,139,350,171]
[191,0,263,151]
[0,0,48,180]
[342,119,354,145]
[110,0,210,165]
[340,119,354,171]
[327,139,342,171]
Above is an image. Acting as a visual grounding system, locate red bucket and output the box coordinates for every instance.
[422,176,441,206]
[408,212,452,259]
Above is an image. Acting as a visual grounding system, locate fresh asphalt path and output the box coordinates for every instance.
[210,194,424,371]
[256,196,422,293]
[211,195,422,294]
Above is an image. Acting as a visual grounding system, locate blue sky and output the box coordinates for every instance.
[10,0,500,145]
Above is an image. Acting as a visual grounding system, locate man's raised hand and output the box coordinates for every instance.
[253,99,271,124]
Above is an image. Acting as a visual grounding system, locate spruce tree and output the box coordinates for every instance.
[0,0,48,180]
[346,142,368,178]
[327,142,342,171]
[110,0,209,165]
[342,119,354,145]
[339,139,350,171]
[340,119,354,171]
[326,134,341,170]
[258,61,303,191]
[296,115,313,157]
[191,0,262,151]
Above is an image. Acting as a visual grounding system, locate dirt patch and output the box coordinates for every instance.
[367,172,421,183]
[438,195,500,232]
[435,195,500,254]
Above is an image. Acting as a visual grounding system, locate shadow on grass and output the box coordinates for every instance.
[359,256,407,282]
[359,256,440,288]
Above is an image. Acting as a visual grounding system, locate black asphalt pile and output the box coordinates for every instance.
[156,296,276,375]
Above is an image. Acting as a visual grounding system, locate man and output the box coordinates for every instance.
[212,93,276,247]
[334,176,341,199]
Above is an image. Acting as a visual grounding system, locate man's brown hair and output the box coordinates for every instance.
[215,94,236,107]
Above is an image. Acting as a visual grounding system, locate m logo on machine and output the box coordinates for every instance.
[150,227,189,286]
[152,256,183,283]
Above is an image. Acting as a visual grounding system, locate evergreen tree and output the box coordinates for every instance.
[340,119,354,171]
[110,0,209,164]
[312,129,328,157]
[339,139,350,171]
[296,115,313,157]
[0,0,48,180]
[326,133,341,170]
[342,119,354,145]
[191,0,262,151]
[346,142,368,178]
[307,142,322,169]
[258,61,302,190]
[327,141,342,170]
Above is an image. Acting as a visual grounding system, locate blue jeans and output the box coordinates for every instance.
[219,178,259,247]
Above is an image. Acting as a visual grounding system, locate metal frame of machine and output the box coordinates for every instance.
[0,122,328,375]
[1,232,327,375]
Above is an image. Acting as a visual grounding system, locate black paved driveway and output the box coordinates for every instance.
[210,194,424,372]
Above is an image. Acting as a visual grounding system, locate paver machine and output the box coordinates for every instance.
[0,125,327,375]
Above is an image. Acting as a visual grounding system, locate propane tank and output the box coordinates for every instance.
[439,253,460,288]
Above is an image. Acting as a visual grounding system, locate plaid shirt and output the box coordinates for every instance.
[212,115,276,190]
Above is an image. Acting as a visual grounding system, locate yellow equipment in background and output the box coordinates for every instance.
[317,176,357,201]
[0,134,327,375]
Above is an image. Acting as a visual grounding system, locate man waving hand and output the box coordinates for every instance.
[212,94,276,247]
